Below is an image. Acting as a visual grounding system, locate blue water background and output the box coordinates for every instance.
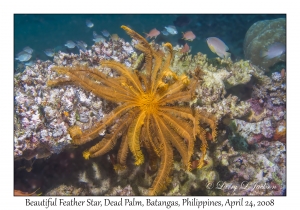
[14,14,285,70]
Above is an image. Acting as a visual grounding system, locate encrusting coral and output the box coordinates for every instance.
[47,25,218,195]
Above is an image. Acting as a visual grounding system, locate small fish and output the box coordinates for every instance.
[145,28,160,39]
[76,41,87,52]
[86,19,94,28]
[93,31,99,38]
[260,42,286,60]
[92,31,106,43]
[101,30,110,37]
[25,60,35,67]
[182,31,196,41]
[110,34,119,41]
[23,46,33,54]
[15,51,32,62]
[164,25,178,35]
[93,35,106,43]
[206,37,230,59]
[161,29,169,36]
[180,43,190,53]
[64,40,76,48]
[77,41,87,48]
[44,49,55,57]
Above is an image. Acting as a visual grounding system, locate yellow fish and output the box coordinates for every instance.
[206,37,231,59]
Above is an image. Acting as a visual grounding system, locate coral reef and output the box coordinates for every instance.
[14,22,286,196]
[244,18,286,71]
[168,51,253,121]
[221,140,286,196]
[47,26,218,195]
[107,185,135,196]
[14,62,76,160]
[46,185,87,196]
[249,68,286,144]
[197,95,250,120]
[230,118,274,145]
[14,37,136,160]
[273,120,286,143]
[76,161,111,195]
[164,153,220,196]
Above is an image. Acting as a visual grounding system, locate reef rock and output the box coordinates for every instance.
[231,118,275,145]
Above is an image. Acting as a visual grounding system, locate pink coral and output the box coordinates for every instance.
[247,134,263,145]
[247,98,264,115]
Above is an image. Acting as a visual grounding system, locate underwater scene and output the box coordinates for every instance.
[14,14,286,196]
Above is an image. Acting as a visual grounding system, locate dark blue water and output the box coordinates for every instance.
[14,14,285,68]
